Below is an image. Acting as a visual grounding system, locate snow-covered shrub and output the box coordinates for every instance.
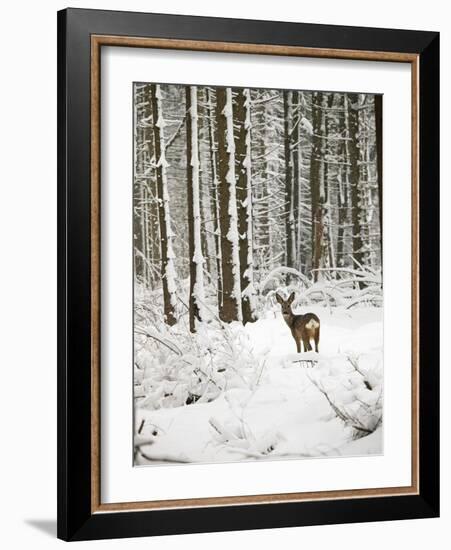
[208,415,282,460]
[307,352,383,439]
[134,289,266,411]
[304,265,382,309]
[258,263,382,311]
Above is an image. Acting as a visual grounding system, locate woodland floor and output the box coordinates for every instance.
[135,306,383,465]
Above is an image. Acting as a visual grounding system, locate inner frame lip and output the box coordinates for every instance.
[90,34,419,514]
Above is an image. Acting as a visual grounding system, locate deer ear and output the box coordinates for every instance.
[275,293,283,304]
[288,292,295,304]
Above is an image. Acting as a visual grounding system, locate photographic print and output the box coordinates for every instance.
[133,82,383,466]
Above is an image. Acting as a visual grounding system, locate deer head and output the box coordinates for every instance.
[276,291,295,318]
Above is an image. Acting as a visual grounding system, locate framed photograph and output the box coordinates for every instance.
[57,8,439,541]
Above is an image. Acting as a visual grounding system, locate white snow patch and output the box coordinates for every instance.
[135,306,383,465]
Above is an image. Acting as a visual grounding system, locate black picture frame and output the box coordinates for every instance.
[57,7,439,541]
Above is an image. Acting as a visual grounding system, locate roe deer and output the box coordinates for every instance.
[276,292,320,353]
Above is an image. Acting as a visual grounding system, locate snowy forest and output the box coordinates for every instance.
[133,82,383,465]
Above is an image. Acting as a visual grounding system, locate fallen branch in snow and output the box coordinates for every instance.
[309,378,349,424]
[209,417,240,442]
[134,426,193,464]
[291,359,317,368]
[209,414,282,459]
[136,449,191,464]
[290,351,339,362]
[347,354,372,390]
[216,445,274,460]
[345,293,381,309]
[134,434,157,448]
[308,376,375,436]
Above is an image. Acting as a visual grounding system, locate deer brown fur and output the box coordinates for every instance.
[276,292,320,353]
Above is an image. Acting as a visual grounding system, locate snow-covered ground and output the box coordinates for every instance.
[134,306,383,465]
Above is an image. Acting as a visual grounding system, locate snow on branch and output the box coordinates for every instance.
[259,266,310,294]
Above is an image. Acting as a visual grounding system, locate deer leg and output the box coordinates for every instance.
[296,339,301,353]
[314,328,320,353]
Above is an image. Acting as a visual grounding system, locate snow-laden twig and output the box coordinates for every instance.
[165,113,186,150]
[259,266,310,293]
[136,449,191,464]
[312,267,381,284]
[307,361,382,438]
[135,325,183,356]
[347,353,372,390]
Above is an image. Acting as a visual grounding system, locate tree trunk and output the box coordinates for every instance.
[292,90,301,270]
[259,95,271,271]
[133,89,145,283]
[310,91,325,281]
[283,90,296,270]
[206,88,223,310]
[186,86,205,332]
[374,94,383,265]
[337,94,350,267]
[235,88,256,324]
[216,87,242,322]
[149,83,177,325]
[142,84,160,287]
[348,93,364,269]
[323,93,335,270]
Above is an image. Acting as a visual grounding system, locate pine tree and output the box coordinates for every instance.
[235,88,256,324]
[134,84,383,326]
[216,87,242,322]
[149,83,177,325]
[374,94,383,263]
[310,91,326,281]
[337,93,350,267]
[186,85,205,332]
[348,92,364,269]
[283,90,296,270]
[205,88,223,309]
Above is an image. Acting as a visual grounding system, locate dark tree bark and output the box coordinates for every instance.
[149,83,177,326]
[283,90,296,270]
[206,88,223,310]
[141,85,161,287]
[323,93,335,269]
[348,92,365,269]
[258,95,271,265]
[374,94,383,265]
[216,87,242,323]
[310,91,325,281]
[186,86,204,332]
[235,88,256,324]
[337,94,350,267]
[292,90,301,271]
[133,89,145,283]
